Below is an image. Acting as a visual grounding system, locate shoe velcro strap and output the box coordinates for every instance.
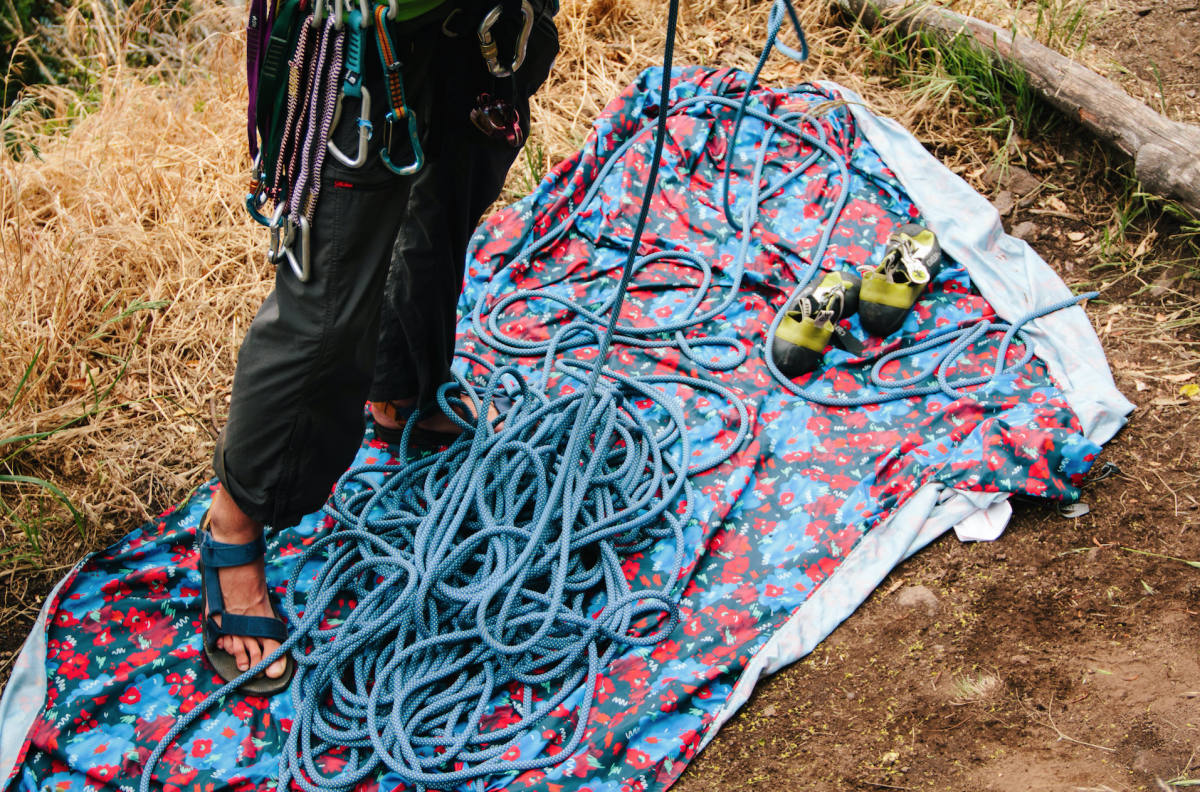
[201,533,267,568]
[213,612,289,643]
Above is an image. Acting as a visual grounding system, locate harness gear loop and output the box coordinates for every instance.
[477,0,533,77]
[374,3,425,175]
[442,7,463,36]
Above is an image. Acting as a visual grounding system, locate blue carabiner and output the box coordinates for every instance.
[380,109,424,176]
[246,192,273,226]
[245,153,272,226]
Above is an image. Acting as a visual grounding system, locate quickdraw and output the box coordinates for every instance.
[327,7,373,168]
[373,2,424,176]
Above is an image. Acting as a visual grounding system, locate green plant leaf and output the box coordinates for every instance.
[0,474,84,537]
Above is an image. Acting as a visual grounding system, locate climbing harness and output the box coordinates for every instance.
[143,0,1100,788]
[477,0,534,77]
[374,2,425,176]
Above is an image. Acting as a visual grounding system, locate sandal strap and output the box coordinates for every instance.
[200,532,267,568]
[372,400,419,423]
[212,612,288,643]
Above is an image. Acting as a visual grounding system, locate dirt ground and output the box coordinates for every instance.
[1,0,1198,789]
[1086,0,1200,124]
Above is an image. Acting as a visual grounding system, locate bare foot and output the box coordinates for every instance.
[371,392,502,436]
[206,488,287,679]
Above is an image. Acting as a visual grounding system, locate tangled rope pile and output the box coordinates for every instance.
[141,0,1095,788]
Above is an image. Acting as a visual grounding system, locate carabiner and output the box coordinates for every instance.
[311,0,344,28]
[477,0,533,78]
[380,109,424,176]
[267,202,292,263]
[246,192,273,226]
[283,216,312,282]
[328,87,373,168]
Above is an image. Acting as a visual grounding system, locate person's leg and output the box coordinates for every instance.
[369,8,560,432]
[210,58,416,675]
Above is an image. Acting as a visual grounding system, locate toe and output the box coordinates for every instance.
[229,634,251,672]
[245,635,263,672]
[264,638,286,678]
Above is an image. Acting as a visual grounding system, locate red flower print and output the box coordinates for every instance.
[57,654,89,680]
[625,748,654,769]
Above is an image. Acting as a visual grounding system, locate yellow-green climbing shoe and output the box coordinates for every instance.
[772,269,862,378]
[859,224,943,338]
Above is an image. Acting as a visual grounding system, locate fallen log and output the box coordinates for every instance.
[833,0,1200,220]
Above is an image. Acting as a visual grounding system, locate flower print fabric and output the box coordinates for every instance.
[5,66,1101,792]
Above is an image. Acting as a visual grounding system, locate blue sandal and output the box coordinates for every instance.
[198,511,294,695]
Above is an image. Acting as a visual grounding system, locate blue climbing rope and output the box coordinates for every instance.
[140,0,1097,788]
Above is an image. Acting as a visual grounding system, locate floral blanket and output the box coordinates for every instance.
[3,67,1110,792]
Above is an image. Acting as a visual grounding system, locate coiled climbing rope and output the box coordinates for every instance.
[141,0,1096,788]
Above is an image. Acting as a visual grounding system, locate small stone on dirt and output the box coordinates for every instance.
[991,190,1015,216]
[1011,221,1038,242]
[763,705,777,716]
[985,164,1041,195]
[895,585,940,616]
[1134,5,1153,14]
[1011,654,1030,665]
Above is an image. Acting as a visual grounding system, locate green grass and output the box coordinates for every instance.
[854,19,1054,143]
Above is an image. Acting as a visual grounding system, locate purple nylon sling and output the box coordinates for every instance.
[246,0,275,158]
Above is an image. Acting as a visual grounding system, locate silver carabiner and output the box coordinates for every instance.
[312,0,345,28]
[267,204,309,282]
[327,86,373,168]
[267,202,290,263]
[477,0,534,78]
[283,216,312,282]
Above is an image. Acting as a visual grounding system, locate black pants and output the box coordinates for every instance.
[215,7,559,528]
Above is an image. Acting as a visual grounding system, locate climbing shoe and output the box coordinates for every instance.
[859,224,943,338]
[772,269,862,378]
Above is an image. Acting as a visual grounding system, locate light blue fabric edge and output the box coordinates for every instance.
[0,560,86,788]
